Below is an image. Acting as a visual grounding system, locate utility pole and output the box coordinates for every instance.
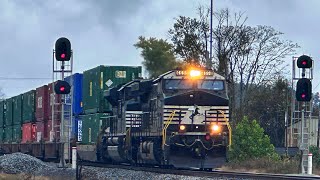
[210,0,213,62]
[206,0,214,69]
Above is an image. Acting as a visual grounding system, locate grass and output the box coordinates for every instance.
[221,156,301,174]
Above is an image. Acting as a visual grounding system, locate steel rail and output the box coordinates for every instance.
[77,160,320,180]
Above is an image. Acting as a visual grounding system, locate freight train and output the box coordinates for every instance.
[0,65,142,161]
[0,65,231,170]
[78,67,231,170]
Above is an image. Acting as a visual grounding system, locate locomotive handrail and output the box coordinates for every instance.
[162,110,177,150]
[217,110,232,149]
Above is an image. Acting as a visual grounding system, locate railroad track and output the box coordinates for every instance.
[76,160,320,180]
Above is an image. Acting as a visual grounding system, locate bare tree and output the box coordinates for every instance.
[168,7,299,125]
[212,9,298,122]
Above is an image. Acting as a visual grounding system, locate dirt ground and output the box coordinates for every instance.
[0,173,73,180]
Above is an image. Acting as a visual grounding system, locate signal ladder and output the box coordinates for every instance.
[51,52,73,167]
[290,56,313,174]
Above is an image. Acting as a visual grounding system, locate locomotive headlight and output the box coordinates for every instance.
[211,124,219,132]
[179,125,186,131]
[190,70,201,77]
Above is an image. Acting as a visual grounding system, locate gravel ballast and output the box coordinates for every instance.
[0,153,250,180]
[0,153,75,179]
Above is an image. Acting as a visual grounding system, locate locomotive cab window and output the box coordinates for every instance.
[198,80,224,91]
[164,79,193,90]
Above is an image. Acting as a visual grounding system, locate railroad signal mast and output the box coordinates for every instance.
[52,37,73,168]
[291,55,313,174]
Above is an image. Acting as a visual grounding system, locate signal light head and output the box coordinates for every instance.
[54,80,71,94]
[297,55,312,68]
[296,78,312,101]
[55,37,71,61]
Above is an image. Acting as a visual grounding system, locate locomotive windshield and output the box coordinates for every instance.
[164,79,193,90]
[164,79,224,91]
[198,80,224,91]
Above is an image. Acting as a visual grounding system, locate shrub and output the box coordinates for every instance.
[228,116,279,162]
[309,145,320,168]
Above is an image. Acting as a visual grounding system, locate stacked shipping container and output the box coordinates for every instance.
[80,66,141,144]
[4,98,13,142]
[22,90,36,143]
[12,95,23,142]
[0,65,142,146]
[0,101,4,143]
[81,113,110,144]
[65,73,83,141]
[22,90,36,123]
[0,101,4,127]
[82,66,142,114]
[35,85,49,142]
[48,82,62,141]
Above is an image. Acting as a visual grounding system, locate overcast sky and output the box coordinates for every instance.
[0,0,319,98]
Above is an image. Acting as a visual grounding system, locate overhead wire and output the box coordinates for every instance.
[0,77,51,80]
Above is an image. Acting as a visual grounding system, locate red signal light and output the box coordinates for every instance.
[297,55,312,68]
[55,37,71,61]
[302,60,307,65]
[54,80,70,94]
[60,86,65,91]
[296,78,312,102]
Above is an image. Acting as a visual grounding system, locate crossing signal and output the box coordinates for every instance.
[55,37,71,61]
[297,55,312,68]
[54,80,71,94]
[296,78,312,101]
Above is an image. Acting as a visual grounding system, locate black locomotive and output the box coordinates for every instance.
[94,68,231,169]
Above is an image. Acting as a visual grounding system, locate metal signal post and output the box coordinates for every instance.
[52,37,73,168]
[290,55,313,174]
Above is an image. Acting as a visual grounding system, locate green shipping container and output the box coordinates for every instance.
[5,98,13,126]
[22,90,36,123]
[12,124,22,142]
[4,126,12,142]
[0,101,4,128]
[13,95,23,125]
[0,127,4,143]
[83,65,142,114]
[80,113,110,144]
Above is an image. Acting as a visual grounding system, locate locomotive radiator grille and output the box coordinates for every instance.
[163,105,229,125]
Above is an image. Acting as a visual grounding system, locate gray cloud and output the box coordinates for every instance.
[0,0,318,97]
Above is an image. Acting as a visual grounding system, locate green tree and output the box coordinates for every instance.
[245,77,290,147]
[312,92,320,116]
[309,145,320,168]
[168,15,209,66]
[134,36,180,78]
[228,116,279,162]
